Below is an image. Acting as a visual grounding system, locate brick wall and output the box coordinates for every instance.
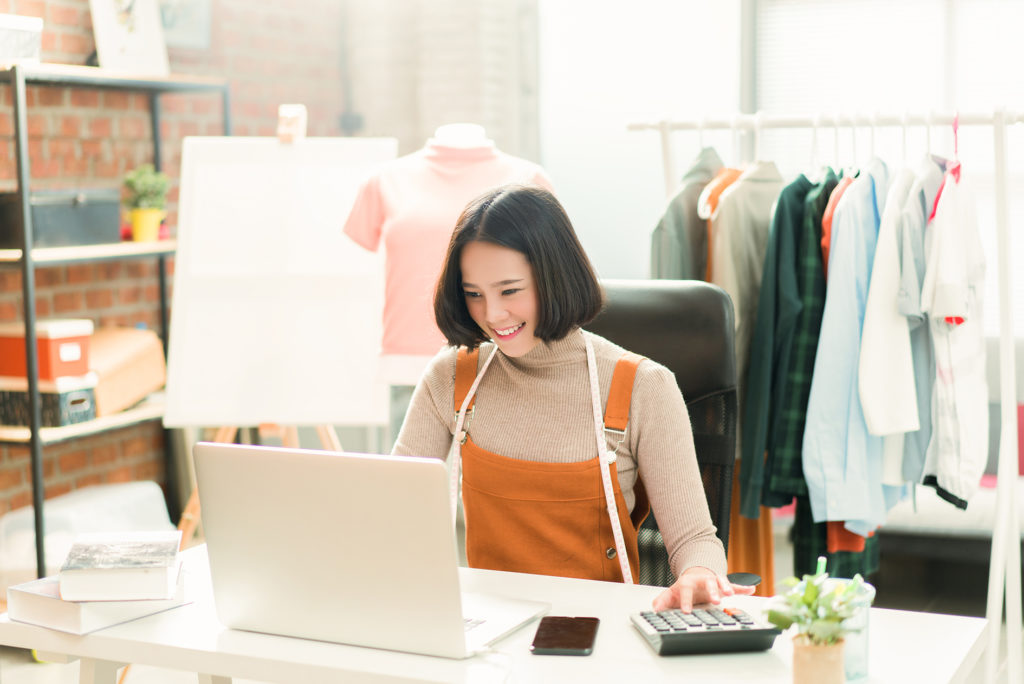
[0,0,347,517]
[0,0,538,519]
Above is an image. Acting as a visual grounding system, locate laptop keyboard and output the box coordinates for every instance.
[464,617,485,632]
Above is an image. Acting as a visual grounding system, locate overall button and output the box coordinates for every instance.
[606,547,617,559]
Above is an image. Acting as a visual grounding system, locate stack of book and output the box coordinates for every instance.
[5,529,189,635]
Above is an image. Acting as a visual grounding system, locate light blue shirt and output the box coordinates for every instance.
[802,159,904,535]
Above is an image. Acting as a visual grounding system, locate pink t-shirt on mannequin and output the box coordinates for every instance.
[343,129,553,383]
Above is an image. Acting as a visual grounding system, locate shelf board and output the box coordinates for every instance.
[0,240,176,266]
[0,63,227,93]
[0,395,165,445]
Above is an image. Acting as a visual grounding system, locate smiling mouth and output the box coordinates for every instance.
[493,322,525,338]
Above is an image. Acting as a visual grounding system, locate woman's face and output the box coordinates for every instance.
[459,240,540,357]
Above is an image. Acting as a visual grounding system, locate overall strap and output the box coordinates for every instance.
[454,347,480,413]
[603,351,644,432]
[585,335,645,584]
[603,351,650,530]
[450,345,496,525]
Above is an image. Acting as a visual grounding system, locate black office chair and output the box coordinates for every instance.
[586,279,737,587]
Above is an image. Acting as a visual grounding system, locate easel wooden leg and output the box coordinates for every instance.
[212,426,238,443]
[316,424,343,452]
[281,425,299,448]
[178,427,239,548]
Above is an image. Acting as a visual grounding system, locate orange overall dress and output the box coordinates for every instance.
[452,344,650,583]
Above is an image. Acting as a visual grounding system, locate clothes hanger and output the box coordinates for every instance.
[837,113,858,180]
[869,111,877,161]
[753,111,763,163]
[833,112,842,173]
[807,113,822,183]
[901,110,909,166]
[849,115,859,172]
[950,112,962,182]
[925,109,933,157]
[731,114,742,168]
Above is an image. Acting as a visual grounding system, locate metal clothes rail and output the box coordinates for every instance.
[629,109,1023,684]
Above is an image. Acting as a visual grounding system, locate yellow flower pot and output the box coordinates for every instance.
[130,208,165,242]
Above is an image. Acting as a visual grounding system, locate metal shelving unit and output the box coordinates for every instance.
[0,62,231,578]
[0,394,165,445]
[0,240,177,265]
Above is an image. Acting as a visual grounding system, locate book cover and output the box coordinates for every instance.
[58,530,182,601]
[7,569,190,635]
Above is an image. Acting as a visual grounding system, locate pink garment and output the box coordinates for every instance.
[344,142,553,356]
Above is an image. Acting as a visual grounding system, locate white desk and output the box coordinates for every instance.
[0,546,987,683]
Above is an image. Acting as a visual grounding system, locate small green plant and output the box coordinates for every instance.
[765,558,868,646]
[123,164,169,210]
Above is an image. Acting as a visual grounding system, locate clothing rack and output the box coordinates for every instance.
[629,110,1023,683]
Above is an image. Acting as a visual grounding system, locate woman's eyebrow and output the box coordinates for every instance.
[462,278,525,288]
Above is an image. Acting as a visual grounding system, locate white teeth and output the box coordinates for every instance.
[495,323,524,336]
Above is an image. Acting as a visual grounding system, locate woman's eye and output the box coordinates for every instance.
[463,291,481,299]
[501,288,521,296]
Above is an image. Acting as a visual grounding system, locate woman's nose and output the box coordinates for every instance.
[485,298,506,323]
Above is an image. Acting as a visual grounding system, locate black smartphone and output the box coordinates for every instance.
[529,616,600,656]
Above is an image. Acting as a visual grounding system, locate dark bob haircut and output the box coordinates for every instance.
[434,184,604,349]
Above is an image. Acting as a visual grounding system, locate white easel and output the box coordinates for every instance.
[174,106,352,548]
[629,110,1023,684]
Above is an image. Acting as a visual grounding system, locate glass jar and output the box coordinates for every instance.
[829,578,876,682]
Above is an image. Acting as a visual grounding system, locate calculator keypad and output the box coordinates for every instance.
[630,607,781,655]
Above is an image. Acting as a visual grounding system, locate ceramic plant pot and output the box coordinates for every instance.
[791,635,844,684]
[130,208,165,242]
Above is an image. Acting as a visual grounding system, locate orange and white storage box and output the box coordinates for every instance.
[0,372,98,427]
[0,318,94,381]
[89,327,166,417]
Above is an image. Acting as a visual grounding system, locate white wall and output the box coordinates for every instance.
[537,0,740,279]
[346,0,539,157]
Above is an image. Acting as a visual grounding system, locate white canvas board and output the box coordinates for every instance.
[164,137,397,427]
[89,0,170,76]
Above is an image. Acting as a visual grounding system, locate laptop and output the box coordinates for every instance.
[192,442,549,659]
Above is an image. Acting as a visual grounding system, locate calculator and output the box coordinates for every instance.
[630,607,781,655]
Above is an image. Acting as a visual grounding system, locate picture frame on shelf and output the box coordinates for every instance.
[159,0,211,50]
[88,0,170,76]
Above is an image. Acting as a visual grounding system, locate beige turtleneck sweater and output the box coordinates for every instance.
[393,329,727,579]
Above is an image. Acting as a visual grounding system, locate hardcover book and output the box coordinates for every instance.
[7,569,189,634]
[58,530,182,602]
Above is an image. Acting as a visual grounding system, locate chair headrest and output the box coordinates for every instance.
[586,279,736,402]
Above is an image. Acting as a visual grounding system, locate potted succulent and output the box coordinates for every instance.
[122,163,169,241]
[765,558,874,684]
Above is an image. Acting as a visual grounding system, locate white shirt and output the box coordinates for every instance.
[920,170,988,504]
[895,156,947,483]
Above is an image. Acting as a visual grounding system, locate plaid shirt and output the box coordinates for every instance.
[738,174,813,519]
[793,494,879,577]
[762,169,839,506]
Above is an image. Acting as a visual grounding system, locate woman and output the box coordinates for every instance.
[393,184,752,612]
